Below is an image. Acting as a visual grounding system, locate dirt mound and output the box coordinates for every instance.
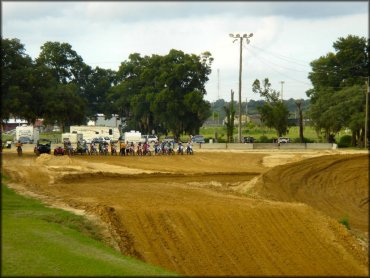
[2,151,368,276]
[253,154,369,234]
[36,154,73,166]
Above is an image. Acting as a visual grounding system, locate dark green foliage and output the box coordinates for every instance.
[339,216,350,230]
[258,135,271,143]
[224,94,235,143]
[108,49,213,138]
[2,38,211,135]
[307,35,369,146]
[252,78,290,137]
[338,135,352,148]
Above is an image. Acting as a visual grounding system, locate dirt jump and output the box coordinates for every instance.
[2,148,368,276]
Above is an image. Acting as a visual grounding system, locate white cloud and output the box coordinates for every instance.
[2,1,368,102]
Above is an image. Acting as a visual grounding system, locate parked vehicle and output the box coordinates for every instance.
[142,134,158,143]
[54,146,65,156]
[34,139,51,156]
[15,125,39,143]
[191,135,205,144]
[242,136,255,143]
[278,137,291,144]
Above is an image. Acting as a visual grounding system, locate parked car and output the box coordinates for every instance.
[34,139,51,156]
[278,137,291,144]
[242,136,255,143]
[142,134,158,143]
[191,135,205,144]
[54,146,65,156]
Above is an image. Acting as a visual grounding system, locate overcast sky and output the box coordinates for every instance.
[2,1,368,102]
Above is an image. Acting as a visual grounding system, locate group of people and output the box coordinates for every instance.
[117,140,194,156]
[15,138,194,157]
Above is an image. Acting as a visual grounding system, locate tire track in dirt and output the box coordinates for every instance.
[2,152,368,276]
[253,154,368,233]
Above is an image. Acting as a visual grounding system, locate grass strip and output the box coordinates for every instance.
[1,177,176,276]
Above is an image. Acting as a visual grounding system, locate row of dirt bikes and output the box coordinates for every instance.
[57,141,194,156]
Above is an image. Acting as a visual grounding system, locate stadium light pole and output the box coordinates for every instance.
[229,33,253,143]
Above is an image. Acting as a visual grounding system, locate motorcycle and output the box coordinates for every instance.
[186,145,193,155]
[17,146,22,157]
[111,145,118,156]
[143,144,152,156]
[90,144,98,155]
[154,145,161,155]
[177,144,184,155]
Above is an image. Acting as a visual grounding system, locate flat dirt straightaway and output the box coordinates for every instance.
[2,149,368,276]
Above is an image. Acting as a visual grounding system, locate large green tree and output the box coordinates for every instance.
[252,78,289,137]
[307,35,369,145]
[1,38,33,125]
[108,49,213,138]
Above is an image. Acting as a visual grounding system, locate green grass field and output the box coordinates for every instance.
[1,176,176,276]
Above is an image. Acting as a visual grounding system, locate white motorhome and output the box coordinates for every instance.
[69,125,120,143]
[15,125,39,143]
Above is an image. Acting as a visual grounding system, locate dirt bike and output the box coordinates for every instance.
[17,146,22,157]
[111,145,117,156]
[177,145,184,155]
[186,145,193,155]
[143,147,152,156]
[90,145,98,155]
[154,145,161,155]
[127,146,135,156]
[66,145,74,156]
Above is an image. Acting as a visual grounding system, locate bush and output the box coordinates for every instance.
[258,135,271,143]
[338,135,352,148]
[339,216,350,230]
[292,137,315,143]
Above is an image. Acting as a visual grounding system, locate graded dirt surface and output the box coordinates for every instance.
[2,149,368,276]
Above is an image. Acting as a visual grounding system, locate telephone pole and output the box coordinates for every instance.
[229,33,253,143]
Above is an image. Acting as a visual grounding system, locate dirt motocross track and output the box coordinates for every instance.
[2,149,369,276]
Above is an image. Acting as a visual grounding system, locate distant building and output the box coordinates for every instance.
[2,118,29,132]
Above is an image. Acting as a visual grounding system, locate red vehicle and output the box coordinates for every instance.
[54,146,65,156]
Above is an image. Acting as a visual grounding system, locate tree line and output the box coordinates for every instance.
[1,38,213,138]
[306,35,369,146]
[2,35,367,145]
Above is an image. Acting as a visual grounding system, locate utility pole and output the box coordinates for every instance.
[229,32,253,142]
[280,81,285,101]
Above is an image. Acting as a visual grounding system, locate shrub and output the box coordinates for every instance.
[292,137,315,143]
[338,135,352,148]
[258,135,271,143]
[339,216,350,230]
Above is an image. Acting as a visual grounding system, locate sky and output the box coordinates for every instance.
[2,1,368,102]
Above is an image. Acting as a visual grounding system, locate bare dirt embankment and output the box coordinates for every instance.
[1,149,368,276]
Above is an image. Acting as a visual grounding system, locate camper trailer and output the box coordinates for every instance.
[69,125,120,143]
[15,125,39,143]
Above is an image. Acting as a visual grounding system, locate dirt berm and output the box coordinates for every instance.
[1,150,368,276]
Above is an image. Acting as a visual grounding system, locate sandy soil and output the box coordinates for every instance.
[1,148,368,276]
